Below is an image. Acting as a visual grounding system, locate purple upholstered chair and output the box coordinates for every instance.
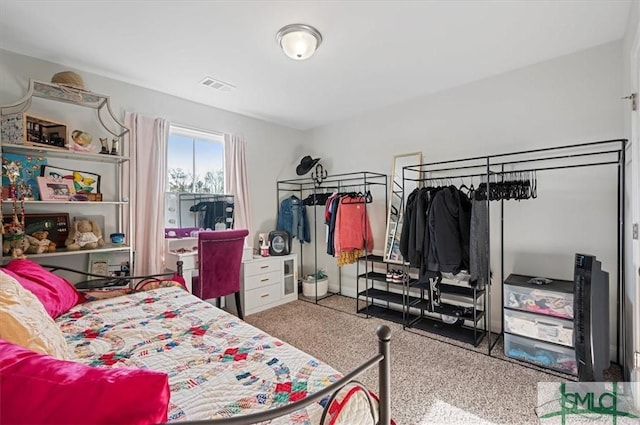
[191,229,249,319]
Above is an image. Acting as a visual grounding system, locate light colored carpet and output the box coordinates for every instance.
[243,295,570,425]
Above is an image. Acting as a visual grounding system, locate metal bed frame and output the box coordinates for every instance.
[40,260,393,425]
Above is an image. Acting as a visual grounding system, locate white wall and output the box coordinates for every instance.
[306,41,624,344]
[0,48,305,270]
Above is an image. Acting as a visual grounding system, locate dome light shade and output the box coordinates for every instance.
[276,24,322,60]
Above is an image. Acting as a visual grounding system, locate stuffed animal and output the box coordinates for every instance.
[2,222,30,256]
[65,219,105,250]
[25,230,56,254]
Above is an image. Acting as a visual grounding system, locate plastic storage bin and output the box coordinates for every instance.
[504,274,574,319]
[504,309,574,347]
[504,333,577,375]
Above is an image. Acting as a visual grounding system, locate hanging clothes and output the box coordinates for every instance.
[189,200,229,229]
[399,186,442,271]
[325,193,340,255]
[469,195,489,288]
[334,196,374,266]
[399,188,420,267]
[425,186,472,275]
[276,195,310,243]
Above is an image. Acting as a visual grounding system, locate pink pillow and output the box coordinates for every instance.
[4,259,85,318]
[168,272,186,288]
[0,339,170,425]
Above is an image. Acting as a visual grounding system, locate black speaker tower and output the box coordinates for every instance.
[573,253,610,381]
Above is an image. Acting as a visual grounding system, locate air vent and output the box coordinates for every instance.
[199,77,236,92]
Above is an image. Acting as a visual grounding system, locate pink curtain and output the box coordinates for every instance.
[224,134,252,241]
[125,112,168,276]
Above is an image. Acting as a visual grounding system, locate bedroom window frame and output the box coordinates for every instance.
[166,124,225,194]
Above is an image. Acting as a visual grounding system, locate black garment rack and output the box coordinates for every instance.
[402,139,627,366]
[277,171,388,303]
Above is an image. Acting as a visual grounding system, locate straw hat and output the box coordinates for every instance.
[51,71,86,91]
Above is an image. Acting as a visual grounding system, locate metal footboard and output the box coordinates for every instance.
[178,325,392,425]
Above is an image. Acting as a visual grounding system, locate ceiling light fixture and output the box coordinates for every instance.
[276,24,322,61]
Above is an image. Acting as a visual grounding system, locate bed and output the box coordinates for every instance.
[0,259,391,425]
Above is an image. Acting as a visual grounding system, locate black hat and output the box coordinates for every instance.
[296,155,320,176]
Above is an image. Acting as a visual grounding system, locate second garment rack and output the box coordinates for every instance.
[276,171,388,303]
[401,139,626,366]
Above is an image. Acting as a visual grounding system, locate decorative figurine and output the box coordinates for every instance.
[3,160,21,199]
[20,183,33,201]
[99,137,110,154]
[71,130,93,152]
[110,138,119,155]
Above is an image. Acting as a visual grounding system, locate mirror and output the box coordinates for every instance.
[383,152,422,264]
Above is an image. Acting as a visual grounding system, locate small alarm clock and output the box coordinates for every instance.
[269,230,291,256]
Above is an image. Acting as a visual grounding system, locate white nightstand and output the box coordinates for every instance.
[227,254,298,316]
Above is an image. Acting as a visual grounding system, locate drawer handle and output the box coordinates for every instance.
[261,278,269,282]
[260,293,270,298]
[260,265,270,269]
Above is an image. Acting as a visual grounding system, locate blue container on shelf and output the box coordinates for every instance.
[110,233,125,244]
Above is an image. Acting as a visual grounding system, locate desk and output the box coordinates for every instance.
[165,237,198,293]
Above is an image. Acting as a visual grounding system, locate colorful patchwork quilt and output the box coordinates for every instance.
[56,287,373,424]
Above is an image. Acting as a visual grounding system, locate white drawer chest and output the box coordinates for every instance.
[228,254,298,316]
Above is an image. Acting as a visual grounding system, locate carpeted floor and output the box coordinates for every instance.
[243,295,620,425]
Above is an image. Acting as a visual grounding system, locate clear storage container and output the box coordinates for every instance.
[504,308,574,347]
[504,333,577,375]
[504,284,573,319]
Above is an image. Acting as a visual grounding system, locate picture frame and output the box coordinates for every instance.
[41,165,101,194]
[88,251,132,280]
[37,176,76,201]
[2,213,70,248]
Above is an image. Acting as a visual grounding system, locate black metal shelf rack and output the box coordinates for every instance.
[356,254,487,346]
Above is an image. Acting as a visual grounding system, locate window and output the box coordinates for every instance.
[167,125,224,194]
[165,125,225,228]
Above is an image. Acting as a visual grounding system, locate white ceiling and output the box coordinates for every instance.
[0,0,632,130]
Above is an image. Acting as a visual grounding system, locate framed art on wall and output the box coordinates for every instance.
[41,165,101,194]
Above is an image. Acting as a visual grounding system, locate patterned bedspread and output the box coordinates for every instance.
[56,287,348,423]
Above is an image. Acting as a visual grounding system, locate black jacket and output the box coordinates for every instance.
[425,186,472,275]
[399,188,419,265]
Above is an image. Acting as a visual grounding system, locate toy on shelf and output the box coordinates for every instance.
[0,193,28,258]
[25,231,56,254]
[65,219,105,250]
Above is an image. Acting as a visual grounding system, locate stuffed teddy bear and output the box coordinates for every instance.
[65,219,105,250]
[25,230,56,254]
[2,222,30,256]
